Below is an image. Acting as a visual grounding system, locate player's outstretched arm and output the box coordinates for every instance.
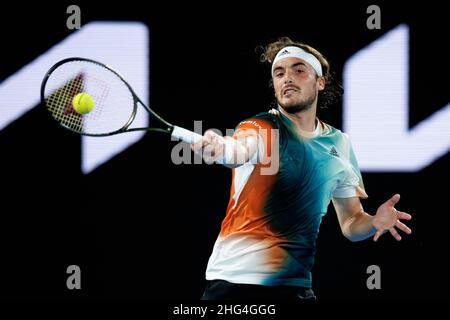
[191,129,258,168]
[333,194,412,242]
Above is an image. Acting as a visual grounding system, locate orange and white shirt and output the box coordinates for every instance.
[205,112,367,288]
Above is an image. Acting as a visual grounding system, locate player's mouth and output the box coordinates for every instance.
[282,85,300,96]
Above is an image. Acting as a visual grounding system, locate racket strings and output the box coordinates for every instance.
[46,74,84,132]
[43,60,135,135]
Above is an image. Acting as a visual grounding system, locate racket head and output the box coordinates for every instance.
[41,57,138,136]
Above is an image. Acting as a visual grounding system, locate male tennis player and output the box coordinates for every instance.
[192,37,412,300]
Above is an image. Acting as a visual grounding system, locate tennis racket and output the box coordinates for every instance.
[40,57,202,143]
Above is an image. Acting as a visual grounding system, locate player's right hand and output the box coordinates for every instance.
[191,130,227,164]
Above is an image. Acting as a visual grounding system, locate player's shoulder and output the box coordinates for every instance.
[319,119,341,135]
[236,112,279,130]
[318,120,352,149]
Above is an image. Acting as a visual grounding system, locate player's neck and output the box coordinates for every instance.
[279,104,317,132]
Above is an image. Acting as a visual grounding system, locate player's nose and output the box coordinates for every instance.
[283,74,294,84]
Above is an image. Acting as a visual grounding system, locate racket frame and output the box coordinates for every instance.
[41,57,174,137]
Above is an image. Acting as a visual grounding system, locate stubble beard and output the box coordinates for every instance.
[278,90,317,114]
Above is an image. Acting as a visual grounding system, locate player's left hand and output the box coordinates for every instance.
[372,194,412,241]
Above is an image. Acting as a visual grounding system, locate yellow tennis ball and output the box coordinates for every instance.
[72,93,94,114]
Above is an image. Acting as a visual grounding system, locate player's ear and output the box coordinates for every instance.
[317,76,325,91]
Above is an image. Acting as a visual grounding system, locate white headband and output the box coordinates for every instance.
[271,46,323,77]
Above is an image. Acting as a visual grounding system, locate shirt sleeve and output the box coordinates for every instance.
[332,133,368,199]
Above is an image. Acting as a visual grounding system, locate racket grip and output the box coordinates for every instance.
[171,126,203,144]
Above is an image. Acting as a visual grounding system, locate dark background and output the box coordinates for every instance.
[0,1,448,304]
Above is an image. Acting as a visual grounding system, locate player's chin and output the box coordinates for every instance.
[279,95,300,106]
[280,101,302,113]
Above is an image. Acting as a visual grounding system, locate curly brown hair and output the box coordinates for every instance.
[259,37,343,109]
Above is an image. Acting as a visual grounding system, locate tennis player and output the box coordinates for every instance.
[192,37,412,300]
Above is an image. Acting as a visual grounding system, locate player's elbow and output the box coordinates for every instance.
[223,162,246,169]
[342,228,355,242]
[341,225,363,242]
[343,233,362,242]
[342,228,369,242]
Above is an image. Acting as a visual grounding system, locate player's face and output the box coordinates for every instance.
[272,57,323,113]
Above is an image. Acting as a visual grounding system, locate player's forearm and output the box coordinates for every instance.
[342,210,377,242]
[220,136,257,168]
